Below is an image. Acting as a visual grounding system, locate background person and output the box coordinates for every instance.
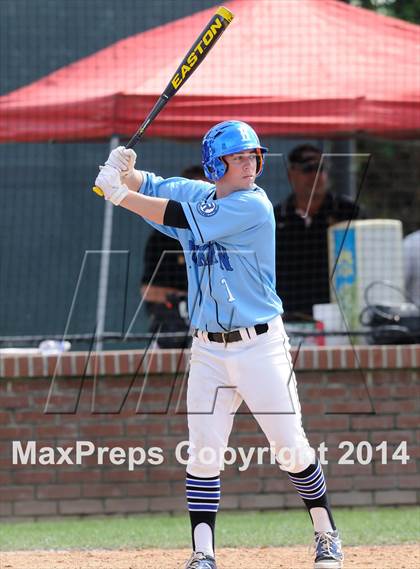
[141,166,207,348]
[275,144,361,319]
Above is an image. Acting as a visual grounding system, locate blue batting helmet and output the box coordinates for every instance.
[202,121,268,181]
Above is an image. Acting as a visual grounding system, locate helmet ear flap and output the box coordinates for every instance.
[204,156,227,181]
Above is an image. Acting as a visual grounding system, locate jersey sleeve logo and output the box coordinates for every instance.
[196,200,219,217]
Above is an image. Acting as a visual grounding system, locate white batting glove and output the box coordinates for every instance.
[94,165,129,206]
[104,146,137,179]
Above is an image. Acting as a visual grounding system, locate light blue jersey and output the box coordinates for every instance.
[140,172,283,333]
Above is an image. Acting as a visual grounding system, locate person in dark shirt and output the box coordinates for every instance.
[275,144,361,318]
[141,165,207,348]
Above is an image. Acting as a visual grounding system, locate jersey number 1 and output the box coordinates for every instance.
[221,278,235,302]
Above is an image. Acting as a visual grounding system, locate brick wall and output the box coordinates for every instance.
[0,345,419,519]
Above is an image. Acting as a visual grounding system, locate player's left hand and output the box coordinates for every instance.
[94,165,129,205]
[105,146,137,179]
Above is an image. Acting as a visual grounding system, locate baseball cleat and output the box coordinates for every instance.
[313,530,344,568]
[185,551,217,569]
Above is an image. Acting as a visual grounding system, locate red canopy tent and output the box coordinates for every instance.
[0,0,419,141]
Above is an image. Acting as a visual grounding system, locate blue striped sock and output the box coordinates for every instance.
[186,473,221,512]
[186,473,220,553]
[288,460,326,501]
[287,460,336,530]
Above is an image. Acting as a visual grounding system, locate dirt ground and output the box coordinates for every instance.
[1,545,419,569]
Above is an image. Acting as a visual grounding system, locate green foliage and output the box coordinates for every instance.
[343,0,420,24]
[0,507,418,551]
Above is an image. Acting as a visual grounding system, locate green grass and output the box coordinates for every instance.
[0,507,418,551]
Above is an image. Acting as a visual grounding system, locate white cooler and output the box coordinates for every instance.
[327,219,404,334]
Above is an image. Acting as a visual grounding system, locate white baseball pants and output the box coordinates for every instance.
[186,315,314,477]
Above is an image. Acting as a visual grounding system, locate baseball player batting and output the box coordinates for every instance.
[94,121,343,569]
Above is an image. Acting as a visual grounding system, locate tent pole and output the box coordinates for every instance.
[348,137,357,200]
[95,135,119,352]
[326,138,357,200]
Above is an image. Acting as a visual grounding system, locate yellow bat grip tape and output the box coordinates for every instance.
[93,186,104,197]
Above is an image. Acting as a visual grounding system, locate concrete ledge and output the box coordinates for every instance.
[1,344,420,379]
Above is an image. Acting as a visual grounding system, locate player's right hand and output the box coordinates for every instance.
[95,164,129,205]
[105,146,137,178]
